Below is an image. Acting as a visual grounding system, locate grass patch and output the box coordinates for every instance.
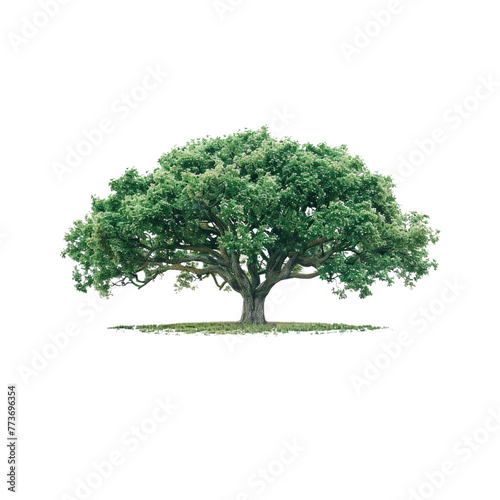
[109,322,385,335]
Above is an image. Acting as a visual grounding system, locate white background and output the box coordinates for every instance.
[1,0,500,499]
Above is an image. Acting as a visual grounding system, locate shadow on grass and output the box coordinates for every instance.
[109,322,386,335]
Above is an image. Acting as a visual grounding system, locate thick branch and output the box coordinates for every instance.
[247,258,261,289]
[288,271,320,279]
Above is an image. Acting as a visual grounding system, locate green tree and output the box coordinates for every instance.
[62,127,439,324]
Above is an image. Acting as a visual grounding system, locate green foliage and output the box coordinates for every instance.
[109,322,384,335]
[62,127,439,301]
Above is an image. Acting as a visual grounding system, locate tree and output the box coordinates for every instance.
[62,127,439,324]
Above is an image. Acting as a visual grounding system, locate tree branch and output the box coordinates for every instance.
[288,271,320,279]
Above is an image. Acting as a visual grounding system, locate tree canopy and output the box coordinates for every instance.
[62,127,439,323]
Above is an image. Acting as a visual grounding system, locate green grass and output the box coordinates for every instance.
[109,322,385,335]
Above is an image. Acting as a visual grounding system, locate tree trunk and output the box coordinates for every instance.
[240,292,267,324]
